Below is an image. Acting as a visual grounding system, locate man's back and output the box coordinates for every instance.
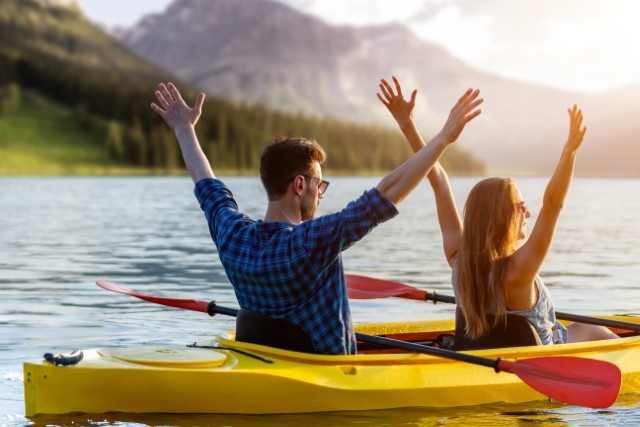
[195,178,398,354]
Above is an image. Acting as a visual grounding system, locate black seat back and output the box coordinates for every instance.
[235,309,316,353]
[453,306,541,351]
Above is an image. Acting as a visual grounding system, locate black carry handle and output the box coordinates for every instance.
[43,350,84,366]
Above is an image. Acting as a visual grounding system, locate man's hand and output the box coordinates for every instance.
[151,82,205,131]
[438,88,483,144]
[150,82,214,183]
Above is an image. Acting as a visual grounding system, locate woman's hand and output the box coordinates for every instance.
[565,104,587,153]
[377,76,417,129]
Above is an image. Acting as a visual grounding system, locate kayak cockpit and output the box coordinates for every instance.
[235,308,317,353]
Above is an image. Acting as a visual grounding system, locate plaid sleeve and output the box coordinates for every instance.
[194,178,252,248]
[296,188,398,268]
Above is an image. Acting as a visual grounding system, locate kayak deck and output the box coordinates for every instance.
[24,316,640,416]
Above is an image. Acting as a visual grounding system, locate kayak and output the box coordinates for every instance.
[23,315,640,416]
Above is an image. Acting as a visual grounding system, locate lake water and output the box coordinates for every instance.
[2,176,640,426]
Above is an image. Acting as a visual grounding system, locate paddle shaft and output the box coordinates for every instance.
[418,290,640,332]
[206,301,238,317]
[205,304,499,369]
[353,332,499,369]
[346,275,640,333]
[556,311,640,332]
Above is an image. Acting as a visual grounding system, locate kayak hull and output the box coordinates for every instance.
[24,316,640,416]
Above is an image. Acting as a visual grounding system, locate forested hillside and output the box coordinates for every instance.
[0,0,484,175]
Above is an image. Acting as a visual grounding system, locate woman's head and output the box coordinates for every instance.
[456,177,529,339]
[463,177,524,254]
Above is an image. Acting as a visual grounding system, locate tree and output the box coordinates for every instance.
[125,118,147,165]
[0,82,21,115]
[105,120,124,160]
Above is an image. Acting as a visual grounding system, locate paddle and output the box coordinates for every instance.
[96,280,234,316]
[346,274,640,333]
[96,280,621,408]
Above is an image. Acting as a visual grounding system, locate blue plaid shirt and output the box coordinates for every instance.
[195,178,398,355]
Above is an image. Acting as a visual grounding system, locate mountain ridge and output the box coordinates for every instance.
[116,0,640,176]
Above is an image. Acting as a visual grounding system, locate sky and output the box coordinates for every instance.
[76,0,640,93]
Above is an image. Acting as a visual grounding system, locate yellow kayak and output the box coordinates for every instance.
[23,315,640,416]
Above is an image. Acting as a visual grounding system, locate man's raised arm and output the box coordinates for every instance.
[376,83,483,205]
[151,82,215,184]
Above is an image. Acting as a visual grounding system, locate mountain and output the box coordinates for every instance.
[117,0,640,176]
[1,0,484,175]
[0,0,173,83]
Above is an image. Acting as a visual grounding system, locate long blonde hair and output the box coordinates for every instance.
[456,178,521,339]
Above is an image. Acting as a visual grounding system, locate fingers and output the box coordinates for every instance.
[461,88,481,107]
[378,79,394,101]
[454,88,474,107]
[194,92,205,112]
[566,104,587,148]
[156,81,190,107]
[167,82,184,103]
[392,76,403,98]
[154,91,169,109]
[410,89,417,105]
[378,77,418,107]
[154,82,204,111]
[376,92,388,106]
[463,108,482,124]
[451,88,483,120]
[155,83,173,109]
[150,102,164,115]
[451,89,481,117]
[378,77,403,101]
[151,82,172,115]
[568,104,586,132]
[466,97,484,114]
[568,104,583,120]
[159,83,175,103]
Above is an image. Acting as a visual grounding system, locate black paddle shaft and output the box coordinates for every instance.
[206,302,500,370]
[354,332,500,370]
[207,301,239,317]
[556,311,640,332]
[422,291,640,333]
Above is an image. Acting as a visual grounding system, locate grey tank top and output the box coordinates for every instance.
[452,265,562,345]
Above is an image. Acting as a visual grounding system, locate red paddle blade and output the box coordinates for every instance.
[498,356,621,408]
[346,274,427,301]
[96,281,210,313]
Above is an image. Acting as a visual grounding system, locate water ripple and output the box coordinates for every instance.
[2,176,640,426]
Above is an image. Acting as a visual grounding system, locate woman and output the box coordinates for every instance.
[377,76,617,344]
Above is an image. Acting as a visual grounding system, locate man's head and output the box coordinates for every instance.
[260,137,329,221]
[260,136,326,199]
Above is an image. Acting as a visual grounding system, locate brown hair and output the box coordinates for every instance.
[456,177,521,339]
[260,136,326,200]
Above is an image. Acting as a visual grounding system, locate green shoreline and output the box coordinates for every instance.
[4,92,633,179]
[0,92,423,178]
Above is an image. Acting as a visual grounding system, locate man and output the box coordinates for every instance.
[151,80,482,355]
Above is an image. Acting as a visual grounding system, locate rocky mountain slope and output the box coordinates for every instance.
[117,0,638,175]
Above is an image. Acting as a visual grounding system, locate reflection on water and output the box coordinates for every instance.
[13,395,640,427]
[2,176,640,426]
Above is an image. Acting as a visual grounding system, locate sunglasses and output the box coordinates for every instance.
[302,175,330,195]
